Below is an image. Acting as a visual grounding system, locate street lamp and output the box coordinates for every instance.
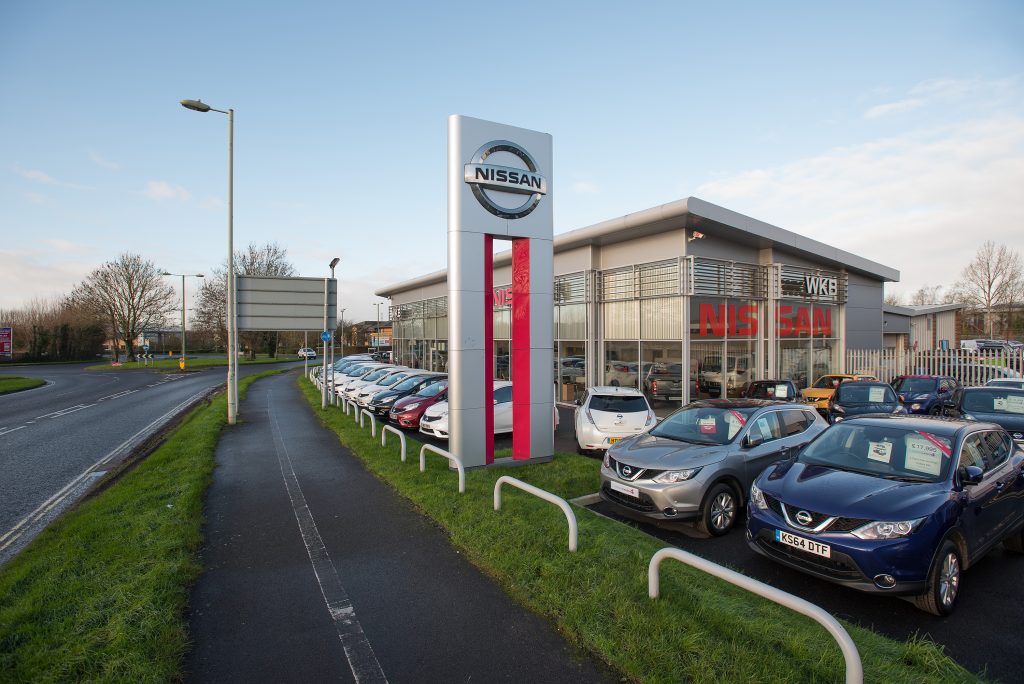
[180,98,237,424]
[372,301,387,354]
[328,257,340,407]
[163,272,204,370]
[338,307,347,360]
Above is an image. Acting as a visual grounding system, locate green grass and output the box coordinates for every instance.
[0,376,45,395]
[0,369,286,683]
[84,355,295,371]
[298,377,981,683]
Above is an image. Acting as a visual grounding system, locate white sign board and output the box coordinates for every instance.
[236,276,337,332]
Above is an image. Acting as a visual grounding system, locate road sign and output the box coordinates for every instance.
[143,344,150,353]
[0,327,11,358]
[320,330,331,343]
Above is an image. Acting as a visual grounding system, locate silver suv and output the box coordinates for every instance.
[600,399,827,536]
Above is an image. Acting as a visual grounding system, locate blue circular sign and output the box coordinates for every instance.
[320,331,331,342]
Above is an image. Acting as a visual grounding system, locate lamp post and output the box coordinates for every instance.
[180,98,237,424]
[372,301,386,355]
[338,307,347,360]
[162,272,204,370]
[329,257,340,406]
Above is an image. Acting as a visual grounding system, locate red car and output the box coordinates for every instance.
[389,379,448,430]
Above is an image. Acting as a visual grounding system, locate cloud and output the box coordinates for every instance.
[572,181,599,194]
[89,150,120,171]
[41,238,86,253]
[200,196,224,210]
[863,98,925,119]
[0,249,94,309]
[144,180,191,202]
[15,167,56,184]
[23,191,48,204]
[695,116,1024,298]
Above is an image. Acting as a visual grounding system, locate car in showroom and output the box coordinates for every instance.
[747,415,1024,615]
[741,380,799,401]
[387,378,448,428]
[801,373,878,413]
[643,363,685,404]
[827,381,905,423]
[942,386,1024,443]
[891,375,960,415]
[297,347,317,360]
[367,373,445,418]
[574,386,656,454]
[600,400,826,536]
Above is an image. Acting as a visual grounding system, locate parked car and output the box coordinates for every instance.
[297,347,317,360]
[890,375,960,415]
[574,386,656,454]
[943,386,1024,443]
[332,363,389,396]
[420,381,513,440]
[363,373,443,416]
[600,400,827,536]
[802,374,878,413]
[827,381,904,423]
[355,369,437,408]
[605,361,643,388]
[742,380,799,401]
[341,366,409,403]
[986,378,1024,390]
[747,415,1024,615]
[387,378,448,428]
[643,363,685,403]
[700,354,753,397]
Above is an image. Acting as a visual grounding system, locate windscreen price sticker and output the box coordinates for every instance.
[868,441,893,463]
[905,433,948,476]
[868,387,886,403]
[994,395,1024,414]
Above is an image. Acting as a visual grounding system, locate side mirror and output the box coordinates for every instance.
[962,465,984,486]
[574,398,582,406]
[744,433,764,449]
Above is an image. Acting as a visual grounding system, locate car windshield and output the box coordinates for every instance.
[893,377,937,394]
[364,368,392,382]
[589,395,649,413]
[962,389,1024,415]
[416,380,448,397]
[812,376,846,389]
[799,423,952,483]
[747,382,793,400]
[649,405,757,445]
[392,375,429,392]
[834,384,896,405]
[379,372,409,387]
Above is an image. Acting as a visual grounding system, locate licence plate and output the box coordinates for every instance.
[775,529,831,558]
[608,437,621,445]
[609,480,639,498]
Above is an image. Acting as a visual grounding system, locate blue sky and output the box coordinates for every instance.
[1,1,1022,321]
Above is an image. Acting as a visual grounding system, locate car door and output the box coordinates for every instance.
[739,411,787,486]
[978,431,1022,538]
[493,385,514,434]
[957,432,1010,555]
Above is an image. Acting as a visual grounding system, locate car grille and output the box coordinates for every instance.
[827,517,871,533]
[601,482,656,512]
[764,494,869,534]
[753,531,863,580]
[422,414,441,423]
[606,455,664,481]
[781,503,831,528]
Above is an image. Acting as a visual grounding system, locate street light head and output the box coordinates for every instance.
[180,99,211,113]
[162,271,172,276]
[329,257,340,269]
[196,274,205,278]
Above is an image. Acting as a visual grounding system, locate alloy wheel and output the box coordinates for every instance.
[710,492,735,531]
[939,552,960,607]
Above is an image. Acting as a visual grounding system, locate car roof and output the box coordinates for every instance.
[750,379,795,384]
[840,414,972,437]
[838,380,890,386]
[588,385,645,396]
[687,399,798,409]
[896,374,944,379]
[964,386,1024,393]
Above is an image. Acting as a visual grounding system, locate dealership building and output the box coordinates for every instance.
[377,196,899,414]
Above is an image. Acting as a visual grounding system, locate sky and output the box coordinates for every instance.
[1,1,1022,323]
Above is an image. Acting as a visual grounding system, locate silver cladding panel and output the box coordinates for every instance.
[448,115,553,467]
[236,275,337,332]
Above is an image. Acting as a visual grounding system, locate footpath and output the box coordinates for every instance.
[186,370,614,683]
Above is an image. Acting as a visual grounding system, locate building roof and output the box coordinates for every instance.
[904,303,964,315]
[375,196,900,297]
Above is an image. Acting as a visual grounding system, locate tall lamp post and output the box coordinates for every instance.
[180,98,237,424]
[338,307,347,360]
[162,272,204,370]
[329,257,340,406]
[372,301,386,356]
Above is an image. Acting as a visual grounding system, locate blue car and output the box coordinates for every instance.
[747,416,1024,615]
[891,375,960,415]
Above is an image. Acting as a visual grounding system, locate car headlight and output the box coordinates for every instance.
[652,468,702,484]
[851,518,924,540]
[961,413,976,420]
[749,482,768,510]
[832,405,845,413]
[893,405,907,415]
[401,401,420,411]
[911,403,921,411]
[833,416,843,422]
[602,452,611,468]
[378,395,397,405]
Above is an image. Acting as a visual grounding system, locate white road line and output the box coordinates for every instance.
[0,389,211,552]
[267,390,388,684]
[0,426,27,437]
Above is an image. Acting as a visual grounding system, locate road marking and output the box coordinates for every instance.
[267,390,388,684]
[97,389,138,402]
[0,426,27,437]
[0,389,212,553]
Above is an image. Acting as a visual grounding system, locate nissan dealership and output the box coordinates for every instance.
[377,195,899,415]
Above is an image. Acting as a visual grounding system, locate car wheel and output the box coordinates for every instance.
[929,405,941,416]
[697,483,738,537]
[914,540,962,616]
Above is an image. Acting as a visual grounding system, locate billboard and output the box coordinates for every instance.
[236,276,337,332]
[0,327,11,358]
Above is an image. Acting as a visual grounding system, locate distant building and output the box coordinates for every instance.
[348,320,392,351]
[883,303,963,352]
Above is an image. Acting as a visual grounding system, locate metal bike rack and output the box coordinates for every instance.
[349,400,359,422]
[493,476,577,552]
[648,547,862,684]
[381,425,407,462]
[359,409,376,437]
[419,444,465,494]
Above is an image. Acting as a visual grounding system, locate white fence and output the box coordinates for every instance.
[845,349,1022,387]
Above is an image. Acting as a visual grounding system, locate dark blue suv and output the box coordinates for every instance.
[891,375,960,415]
[747,416,1024,615]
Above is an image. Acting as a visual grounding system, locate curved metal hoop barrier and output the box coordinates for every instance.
[419,444,465,493]
[348,401,359,422]
[648,547,862,684]
[359,409,376,437]
[493,476,578,552]
[381,425,407,462]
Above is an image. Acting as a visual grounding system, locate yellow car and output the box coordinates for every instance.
[801,374,878,411]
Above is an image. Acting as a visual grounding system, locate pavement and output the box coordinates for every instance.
[186,370,614,683]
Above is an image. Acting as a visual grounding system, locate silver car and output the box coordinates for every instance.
[600,399,827,536]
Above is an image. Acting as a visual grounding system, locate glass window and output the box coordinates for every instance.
[641,298,681,340]
[604,342,639,388]
[641,341,683,416]
[650,405,759,445]
[416,380,448,397]
[494,385,513,404]
[781,410,811,436]
[557,341,586,403]
[602,300,639,340]
[495,340,510,381]
[749,412,782,444]
[983,431,1011,468]
[557,304,586,340]
[959,436,986,471]
[893,377,939,394]
[800,423,953,482]
[589,394,650,413]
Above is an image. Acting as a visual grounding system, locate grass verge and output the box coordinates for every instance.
[0,376,46,395]
[84,356,295,371]
[297,377,980,683]
[0,369,286,682]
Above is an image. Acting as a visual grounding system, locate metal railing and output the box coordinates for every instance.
[348,400,359,422]
[846,347,1022,387]
[493,476,577,552]
[359,409,376,437]
[419,444,465,493]
[380,425,407,462]
[648,547,862,684]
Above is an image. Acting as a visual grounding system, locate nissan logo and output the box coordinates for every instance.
[795,510,814,527]
[464,140,548,219]
[622,465,633,476]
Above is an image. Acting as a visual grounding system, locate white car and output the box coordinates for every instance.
[297,347,317,359]
[332,363,389,396]
[420,381,561,440]
[574,386,655,454]
[341,366,408,402]
[354,369,434,406]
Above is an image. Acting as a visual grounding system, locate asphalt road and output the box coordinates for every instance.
[0,360,305,562]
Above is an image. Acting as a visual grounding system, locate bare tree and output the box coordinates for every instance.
[73,253,176,361]
[951,242,1023,338]
[908,284,944,306]
[883,291,904,306]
